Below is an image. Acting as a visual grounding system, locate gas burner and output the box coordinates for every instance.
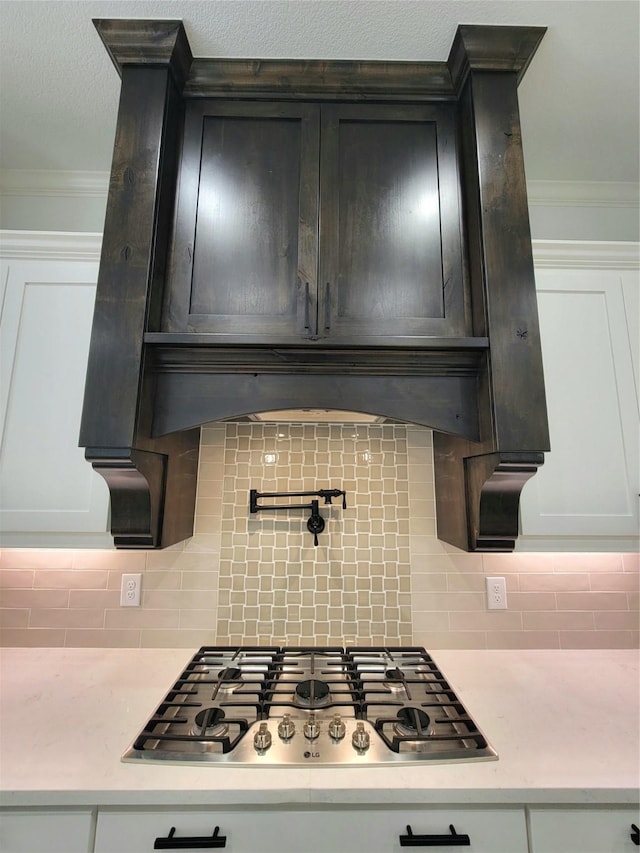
[394,708,434,738]
[124,646,497,765]
[294,679,331,707]
[384,667,407,691]
[217,666,242,691]
[385,668,405,681]
[191,707,228,738]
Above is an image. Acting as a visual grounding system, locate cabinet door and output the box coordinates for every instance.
[165,101,320,340]
[519,266,639,548]
[0,808,94,853]
[319,103,467,341]
[528,806,640,853]
[0,251,111,547]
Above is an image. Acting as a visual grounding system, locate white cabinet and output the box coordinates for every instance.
[94,806,528,853]
[0,808,94,853]
[519,242,639,551]
[0,231,111,547]
[528,806,640,853]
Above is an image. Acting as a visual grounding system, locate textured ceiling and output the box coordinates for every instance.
[0,0,638,183]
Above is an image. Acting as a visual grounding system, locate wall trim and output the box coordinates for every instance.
[0,231,637,270]
[0,168,109,198]
[0,230,102,261]
[2,169,638,211]
[527,179,640,209]
[532,239,640,270]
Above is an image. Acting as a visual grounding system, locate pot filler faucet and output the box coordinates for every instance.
[249,488,347,545]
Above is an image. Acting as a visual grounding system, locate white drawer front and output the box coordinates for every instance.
[95,806,528,853]
[0,808,93,853]
[528,806,640,853]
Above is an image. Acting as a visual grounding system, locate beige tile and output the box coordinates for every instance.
[518,573,589,592]
[507,592,557,611]
[0,628,66,647]
[138,572,181,591]
[483,553,556,574]
[411,573,448,592]
[33,570,109,590]
[555,591,629,611]
[71,550,145,571]
[522,611,595,630]
[486,631,560,649]
[446,573,486,592]
[414,630,487,650]
[0,608,29,628]
[180,572,219,591]
[589,572,639,591]
[412,592,486,611]
[594,611,640,630]
[105,609,180,629]
[141,629,217,648]
[554,553,624,573]
[69,589,120,608]
[622,553,640,573]
[30,609,105,629]
[450,611,523,631]
[143,590,218,610]
[65,629,140,648]
[410,611,449,632]
[559,630,639,649]
[0,569,34,588]
[1,589,70,608]
[0,550,74,570]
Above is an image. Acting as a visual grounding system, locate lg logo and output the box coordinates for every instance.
[303,751,320,759]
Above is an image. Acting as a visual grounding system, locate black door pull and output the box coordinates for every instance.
[154,825,227,849]
[631,823,640,846]
[303,281,311,330]
[399,823,470,847]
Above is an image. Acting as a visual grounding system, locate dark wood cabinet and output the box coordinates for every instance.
[164,101,467,343]
[82,20,550,552]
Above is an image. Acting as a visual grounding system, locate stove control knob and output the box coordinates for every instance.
[352,722,370,752]
[328,714,346,740]
[277,714,295,741]
[254,723,272,752]
[303,713,320,740]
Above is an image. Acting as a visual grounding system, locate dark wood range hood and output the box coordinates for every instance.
[79,19,550,552]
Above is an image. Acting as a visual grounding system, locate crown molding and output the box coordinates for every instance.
[0,169,109,198]
[1,169,638,213]
[0,230,102,261]
[532,239,640,270]
[0,231,637,270]
[527,180,640,209]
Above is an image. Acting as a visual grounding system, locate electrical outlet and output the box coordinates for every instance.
[486,576,507,610]
[120,573,142,607]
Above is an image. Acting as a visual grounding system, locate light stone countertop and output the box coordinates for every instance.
[0,648,638,808]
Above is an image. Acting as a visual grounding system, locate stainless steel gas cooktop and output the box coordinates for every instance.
[123,646,497,766]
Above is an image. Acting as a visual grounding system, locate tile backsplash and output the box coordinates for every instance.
[0,423,638,648]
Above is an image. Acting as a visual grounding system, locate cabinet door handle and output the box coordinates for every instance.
[303,281,311,330]
[324,282,331,330]
[399,824,470,847]
[631,823,640,846]
[154,825,227,849]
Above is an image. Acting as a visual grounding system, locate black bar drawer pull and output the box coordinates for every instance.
[154,825,227,849]
[631,823,640,846]
[399,824,470,847]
